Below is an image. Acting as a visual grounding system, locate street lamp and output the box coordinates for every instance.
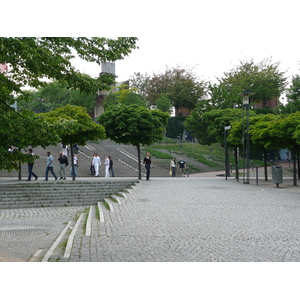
[224,125,231,180]
[238,91,255,184]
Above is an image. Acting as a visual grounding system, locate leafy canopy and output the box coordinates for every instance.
[98,105,169,146]
[42,105,106,146]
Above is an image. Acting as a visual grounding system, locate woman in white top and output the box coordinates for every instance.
[170,158,176,177]
[104,155,110,177]
[70,154,78,177]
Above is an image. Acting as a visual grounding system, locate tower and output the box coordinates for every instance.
[94,62,116,119]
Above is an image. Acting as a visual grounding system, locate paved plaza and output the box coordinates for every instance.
[1,175,300,262]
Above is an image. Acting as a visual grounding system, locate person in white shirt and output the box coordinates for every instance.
[92,153,101,177]
[70,154,78,177]
[61,144,68,156]
[104,155,110,177]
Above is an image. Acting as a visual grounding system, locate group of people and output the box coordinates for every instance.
[25,147,187,181]
[91,153,114,178]
[170,157,186,177]
[26,146,78,181]
[141,153,187,180]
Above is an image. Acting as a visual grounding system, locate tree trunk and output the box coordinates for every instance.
[70,141,75,181]
[263,148,268,181]
[234,148,239,181]
[18,147,21,180]
[137,144,142,180]
[297,147,300,180]
[292,146,297,186]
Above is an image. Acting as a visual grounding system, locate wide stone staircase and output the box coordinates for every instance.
[0,180,139,209]
[0,139,168,179]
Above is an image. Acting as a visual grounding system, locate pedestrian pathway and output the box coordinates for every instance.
[56,177,300,261]
[1,173,300,262]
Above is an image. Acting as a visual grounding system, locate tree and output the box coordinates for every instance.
[0,103,60,177]
[266,112,300,185]
[219,58,287,108]
[98,105,169,179]
[229,114,282,181]
[42,105,106,180]
[103,86,147,109]
[283,75,300,113]
[18,80,97,113]
[155,94,172,114]
[129,72,151,101]
[0,37,138,102]
[0,37,137,173]
[145,67,207,115]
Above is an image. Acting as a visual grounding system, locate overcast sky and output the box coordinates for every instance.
[69,0,300,88]
[6,0,300,89]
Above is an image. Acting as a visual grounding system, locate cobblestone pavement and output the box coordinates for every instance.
[1,175,300,262]
[70,177,300,262]
[0,206,86,262]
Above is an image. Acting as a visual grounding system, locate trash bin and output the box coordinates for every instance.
[272,165,283,187]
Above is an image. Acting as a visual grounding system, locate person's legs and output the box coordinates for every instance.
[49,167,58,180]
[94,165,99,176]
[28,164,33,180]
[61,164,66,179]
[45,167,49,181]
[145,165,150,180]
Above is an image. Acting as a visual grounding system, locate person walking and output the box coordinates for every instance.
[44,152,58,181]
[143,152,152,181]
[104,155,110,177]
[26,148,38,181]
[108,155,115,177]
[170,157,176,177]
[177,158,186,177]
[90,157,95,175]
[70,154,78,178]
[58,151,68,180]
[92,153,101,177]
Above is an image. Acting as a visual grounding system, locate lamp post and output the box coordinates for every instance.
[238,91,255,184]
[224,125,231,180]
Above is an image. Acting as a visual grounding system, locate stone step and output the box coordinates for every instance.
[38,187,133,262]
[0,180,139,209]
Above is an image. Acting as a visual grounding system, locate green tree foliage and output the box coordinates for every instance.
[129,72,150,101]
[283,75,300,113]
[103,86,147,109]
[229,114,281,180]
[155,94,172,114]
[166,117,185,139]
[145,67,207,115]
[0,37,137,172]
[17,80,97,113]
[219,58,287,108]
[262,112,300,185]
[98,105,169,179]
[0,37,138,101]
[43,105,106,180]
[0,104,59,171]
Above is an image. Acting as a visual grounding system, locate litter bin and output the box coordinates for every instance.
[272,165,283,187]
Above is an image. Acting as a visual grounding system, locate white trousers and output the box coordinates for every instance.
[105,166,110,177]
[94,165,99,176]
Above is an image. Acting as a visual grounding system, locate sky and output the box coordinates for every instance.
[65,0,300,109]
[4,0,300,94]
